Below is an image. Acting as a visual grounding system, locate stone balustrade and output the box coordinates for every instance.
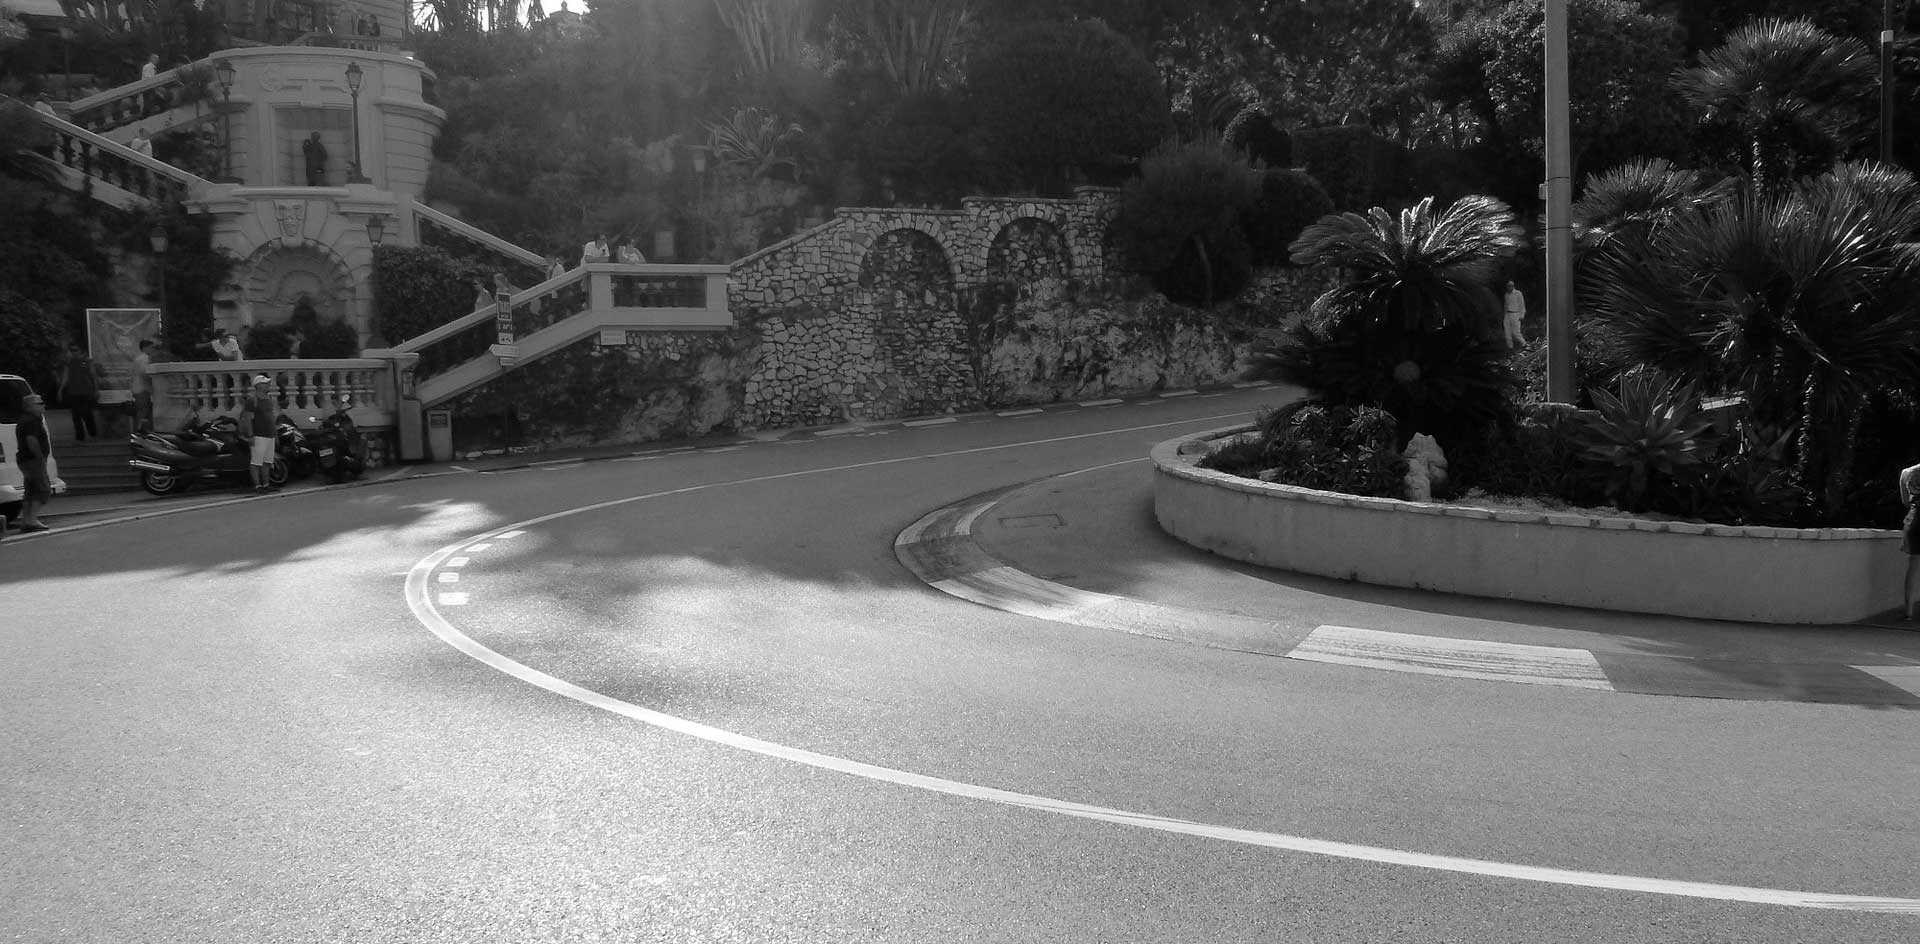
[67,64,201,135]
[27,109,204,205]
[151,359,399,431]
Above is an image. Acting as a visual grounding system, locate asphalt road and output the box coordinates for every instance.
[4,388,1915,943]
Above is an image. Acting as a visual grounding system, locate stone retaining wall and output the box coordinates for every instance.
[1153,426,1905,624]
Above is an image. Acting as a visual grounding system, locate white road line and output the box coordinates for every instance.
[997,409,1043,417]
[465,543,493,552]
[401,424,1920,914]
[1158,390,1196,398]
[448,465,474,473]
[814,427,866,437]
[437,572,460,584]
[1198,393,1227,399]
[495,531,526,539]
[705,446,744,453]
[1078,398,1123,407]
[1232,381,1272,389]
[530,458,579,467]
[1287,625,1614,691]
[614,455,661,462]
[904,417,958,427]
[436,592,468,606]
[405,549,1919,913]
[1856,665,1920,697]
[446,557,471,568]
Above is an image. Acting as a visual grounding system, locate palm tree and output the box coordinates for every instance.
[1276,194,1524,447]
[1674,18,1876,193]
[1580,162,1920,521]
[1570,158,1734,253]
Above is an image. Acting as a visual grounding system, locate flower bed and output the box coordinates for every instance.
[1153,425,1905,624]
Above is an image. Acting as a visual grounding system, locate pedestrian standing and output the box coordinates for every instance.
[58,342,105,441]
[209,329,244,361]
[547,255,566,280]
[14,393,53,532]
[1900,460,1920,620]
[235,375,279,494]
[472,278,493,313]
[131,339,155,434]
[1502,281,1527,349]
[616,237,646,264]
[129,130,153,156]
[140,54,159,80]
[581,233,610,266]
[288,327,306,360]
[302,132,328,186]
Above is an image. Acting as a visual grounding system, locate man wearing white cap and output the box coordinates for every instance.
[235,374,280,493]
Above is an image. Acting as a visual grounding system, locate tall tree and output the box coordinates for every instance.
[1675,17,1877,192]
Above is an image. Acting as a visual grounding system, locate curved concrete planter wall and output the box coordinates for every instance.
[1152,426,1903,624]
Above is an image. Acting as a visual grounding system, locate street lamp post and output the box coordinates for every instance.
[1883,0,1900,164]
[59,24,72,100]
[691,147,708,262]
[149,224,170,343]
[344,61,369,184]
[214,59,237,182]
[1543,0,1576,403]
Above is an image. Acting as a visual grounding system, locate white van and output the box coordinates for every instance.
[0,374,67,523]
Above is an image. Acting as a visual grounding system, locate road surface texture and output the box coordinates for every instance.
[4,387,1915,943]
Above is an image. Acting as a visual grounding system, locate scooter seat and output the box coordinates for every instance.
[178,439,222,457]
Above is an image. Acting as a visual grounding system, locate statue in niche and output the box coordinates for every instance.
[302,132,328,186]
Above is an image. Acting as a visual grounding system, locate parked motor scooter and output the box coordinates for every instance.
[128,414,288,495]
[308,396,365,483]
[277,412,318,480]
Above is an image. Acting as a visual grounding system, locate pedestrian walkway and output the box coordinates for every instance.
[895,462,1920,706]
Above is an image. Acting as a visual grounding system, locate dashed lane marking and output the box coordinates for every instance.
[437,572,460,584]
[1078,399,1123,407]
[904,417,958,428]
[997,409,1043,417]
[437,593,468,606]
[446,557,471,568]
[465,543,493,552]
[1158,390,1197,398]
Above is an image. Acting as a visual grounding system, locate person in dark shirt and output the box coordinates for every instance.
[58,342,105,441]
[15,393,53,532]
[235,375,281,493]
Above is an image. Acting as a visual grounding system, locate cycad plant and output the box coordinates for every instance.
[1580,162,1920,522]
[1276,195,1524,449]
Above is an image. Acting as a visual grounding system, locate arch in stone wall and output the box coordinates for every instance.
[842,216,964,291]
[984,217,1071,285]
[856,227,959,304]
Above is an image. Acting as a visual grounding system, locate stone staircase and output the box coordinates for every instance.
[42,412,138,496]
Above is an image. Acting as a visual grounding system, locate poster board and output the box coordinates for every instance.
[86,308,161,405]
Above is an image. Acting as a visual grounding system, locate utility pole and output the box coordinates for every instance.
[1884,0,1898,164]
[1544,0,1576,402]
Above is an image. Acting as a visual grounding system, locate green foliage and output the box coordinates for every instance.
[0,174,113,339]
[1200,401,1408,498]
[1289,126,1410,211]
[0,289,66,395]
[115,204,236,361]
[303,318,363,358]
[855,89,972,205]
[1108,136,1261,307]
[1243,169,1333,266]
[1571,158,1735,252]
[1571,372,1718,512]
[1579,162,1920,521]
[965,19,1173,193]
[373,245,492,346]
[245,322,297,360]
[1676,18,1877,191]
[1465,402,1590,501]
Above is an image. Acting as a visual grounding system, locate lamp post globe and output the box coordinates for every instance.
[214,59,237,181]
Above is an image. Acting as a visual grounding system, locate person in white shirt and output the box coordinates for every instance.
[616,238,646,264]
[547,255,566,280]
[580,234,610,266]
[129,131,153,156]
[1502,281,1526,349]
[131,339,156,433]
[209,329,244,361]
[32,96,56,116]
[140,54,159,80]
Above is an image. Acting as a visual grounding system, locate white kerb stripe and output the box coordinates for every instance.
[1855,665,1920,697]
[1289,625,1614,690]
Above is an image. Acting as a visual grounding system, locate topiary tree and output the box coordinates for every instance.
[1243,168,1333,267]
[1107,135,1262,307]
[854,89,973,206]
[965,18,1173,193]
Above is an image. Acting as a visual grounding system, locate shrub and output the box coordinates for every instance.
[1107,135,1262,307]
[373,245,491,345]
[303,318,363,358]
[965,19,1173,192]
[856,90,973,206]
[1243,169,1333,267]
[246,322,296,359]
[0,289,66,395]
[1201,401,1407,498]
[1290,125,1411,211]
[1571,371,1718,512]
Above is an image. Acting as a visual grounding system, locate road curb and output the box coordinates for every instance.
[895,479,1920,706]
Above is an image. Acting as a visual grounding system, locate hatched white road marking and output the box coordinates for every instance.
[1288,625,1614,690]
[1856,665,1920,697]
[437,572,460,584]
[465,543,493,552]
[402,426,1920,914]
[495,531,526,539]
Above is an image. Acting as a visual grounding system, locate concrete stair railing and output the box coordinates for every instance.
[65,61,217,142]
[14,102,210,210]
[412,203,552,287]
[396,264,733,408]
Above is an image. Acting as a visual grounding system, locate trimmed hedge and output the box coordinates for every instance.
[373,244,492,346]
